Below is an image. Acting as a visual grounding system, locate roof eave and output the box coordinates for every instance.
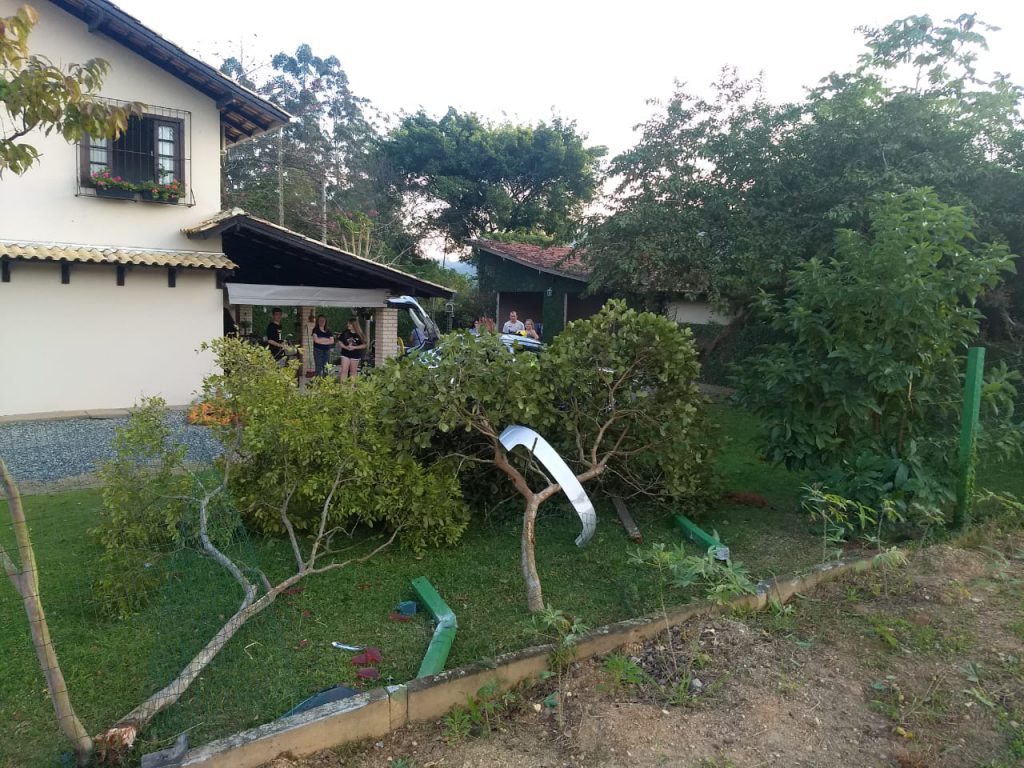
[49,0,292,143]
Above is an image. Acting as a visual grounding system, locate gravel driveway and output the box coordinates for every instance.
[0,412,221,485]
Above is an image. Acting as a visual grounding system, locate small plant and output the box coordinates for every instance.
[442,680,520,742]
[90,169,136,191]
[601,653,649,693]
[630,543,758,604]
[441,704,472,743]
[536,605,589,671]
[142,178,182,201]
[802,486,904,562]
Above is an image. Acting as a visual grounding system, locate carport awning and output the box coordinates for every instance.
[185,210,455,299]
[225,283,389,307]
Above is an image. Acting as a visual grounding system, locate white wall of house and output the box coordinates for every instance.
[664,300,731,326]
[0,262,221,416]
[0,0,223,252]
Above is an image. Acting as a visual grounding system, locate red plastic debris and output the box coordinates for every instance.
[301,609,313,619]
[351,647,382,666]
[282,586,305,597]
[356,667,380,680]
[389,612,412,622]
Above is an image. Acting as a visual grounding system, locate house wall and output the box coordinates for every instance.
[664,300,731,326]
[0,262,221,416]
[0,0,223,253]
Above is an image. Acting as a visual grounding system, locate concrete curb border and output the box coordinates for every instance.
[180,554,882,768]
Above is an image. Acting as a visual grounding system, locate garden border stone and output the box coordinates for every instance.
[178,554,884,768]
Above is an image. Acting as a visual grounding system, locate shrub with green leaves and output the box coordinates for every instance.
[738,189,1022,525]
[379,300,717,509]
[93,397,192,618]
[201,337,469,554]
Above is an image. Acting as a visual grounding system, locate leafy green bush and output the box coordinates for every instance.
[738,189,1023,525]
[93,397,192,618]
[201,338,469,554]
[379,301,717,510]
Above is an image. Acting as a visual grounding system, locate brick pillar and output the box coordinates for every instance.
[299,305,316,374]
[238,305,253,336]
[374,307,399,366]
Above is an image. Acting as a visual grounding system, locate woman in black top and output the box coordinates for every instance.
[311,314,335,377]
[338,318,367,382]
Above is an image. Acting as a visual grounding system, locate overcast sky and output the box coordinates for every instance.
[114,0,1022,159]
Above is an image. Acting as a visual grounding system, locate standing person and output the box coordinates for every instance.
[266,307,286,365]
[502,310,525,334]
[338,317,367,382]
[524,319,540,340]
[311,314,334,377]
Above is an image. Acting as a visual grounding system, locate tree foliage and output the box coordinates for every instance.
[1,4,140,175]
[737,190,1022,523]
[381,109,606,248]
[94,397,193,618]
[220,45,416,261]
[584,13,1024,332]
[201,337,469,554]
[378,301,715,609]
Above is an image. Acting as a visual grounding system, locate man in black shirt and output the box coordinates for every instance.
[266,307,286,362]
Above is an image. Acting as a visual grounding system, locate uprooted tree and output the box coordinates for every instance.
[0,338,467,760]
[380,300,717,612]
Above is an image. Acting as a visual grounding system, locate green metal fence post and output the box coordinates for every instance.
[953,346,985,529]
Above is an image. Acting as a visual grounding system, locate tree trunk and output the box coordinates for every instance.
[1,460,93,765]
[521,496,544,613]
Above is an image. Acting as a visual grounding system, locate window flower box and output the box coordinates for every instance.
[95,187,136,200]
[140,179,182,205]
[140,190,180,204]
[90,170,137,200]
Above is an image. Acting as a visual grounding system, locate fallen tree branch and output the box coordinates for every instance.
[1,459,94,766]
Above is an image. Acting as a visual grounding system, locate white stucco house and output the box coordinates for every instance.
[0,0,451,418]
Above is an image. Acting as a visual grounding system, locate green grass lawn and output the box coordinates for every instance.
[1,404,1019,766]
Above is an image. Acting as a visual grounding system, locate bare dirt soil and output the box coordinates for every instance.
[265,534,1024,768]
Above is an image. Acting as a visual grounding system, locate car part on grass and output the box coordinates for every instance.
[351,648,382,666]
[282,685,359,718]
[396,600,418,616]
[611,495,643,544]
[330,642,364,652]
[412,576,457,678]
[674,514,730,562]
[498,425,597,547]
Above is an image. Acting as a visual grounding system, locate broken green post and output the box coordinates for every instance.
[411,576,457,678]
[953,346,985,529]
[674,515,730,561]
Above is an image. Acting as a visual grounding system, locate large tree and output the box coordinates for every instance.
[220,46,415,261]
[381,109,606,249]
[584,13,1024,337]
[1,4,139,175]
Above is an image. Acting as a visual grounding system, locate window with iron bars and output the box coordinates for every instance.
[77,100,193,204]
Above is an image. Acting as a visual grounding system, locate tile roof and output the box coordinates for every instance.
[469,239,589,280]
[0,240,235,269]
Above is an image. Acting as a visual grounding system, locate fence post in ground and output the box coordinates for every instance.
[953,346,985,529]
